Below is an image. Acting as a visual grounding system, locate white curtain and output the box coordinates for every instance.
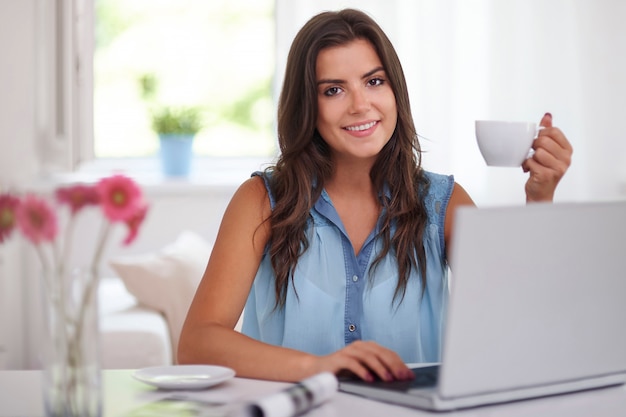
[276,0,626,205]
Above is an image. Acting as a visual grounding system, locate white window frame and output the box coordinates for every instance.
[36,0,93,174]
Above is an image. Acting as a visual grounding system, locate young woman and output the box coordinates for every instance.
[178,9,572,383]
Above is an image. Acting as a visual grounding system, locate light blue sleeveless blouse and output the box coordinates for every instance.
[241,171,454,363]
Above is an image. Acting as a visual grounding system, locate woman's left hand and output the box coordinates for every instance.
[522,113,573,202]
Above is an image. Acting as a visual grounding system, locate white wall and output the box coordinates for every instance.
[0,0,38,184]
[0,0,38,370]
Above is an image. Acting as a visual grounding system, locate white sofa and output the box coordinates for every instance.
[97,230,213,369]
[98,277,172,369]
[96,230,243,369]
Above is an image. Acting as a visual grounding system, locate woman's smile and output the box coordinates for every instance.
[343,120,380,139]
[344,120,378,133]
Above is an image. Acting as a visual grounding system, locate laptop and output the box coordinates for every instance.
[339,201,626,411]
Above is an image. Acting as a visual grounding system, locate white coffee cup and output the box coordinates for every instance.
[475,120,543,167]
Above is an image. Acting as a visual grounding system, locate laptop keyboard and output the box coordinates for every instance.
[339,365,439,392]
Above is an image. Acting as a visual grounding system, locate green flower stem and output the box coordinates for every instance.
[35,245,52,294]
[48,220,110,416]
[59,215,77,277]
[58,220,111,414]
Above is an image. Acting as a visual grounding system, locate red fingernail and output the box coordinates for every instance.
[364,373,374,382]
[544,112,552,118]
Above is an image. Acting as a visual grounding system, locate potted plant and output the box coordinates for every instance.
[139,74,204,177]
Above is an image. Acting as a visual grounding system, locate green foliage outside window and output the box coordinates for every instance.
[94,0,276,158]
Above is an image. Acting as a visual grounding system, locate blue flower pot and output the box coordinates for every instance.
[159,134,194,177]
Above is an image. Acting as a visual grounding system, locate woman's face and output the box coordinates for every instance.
[315,38,397,164]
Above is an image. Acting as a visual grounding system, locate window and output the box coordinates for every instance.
[93,0,276,159]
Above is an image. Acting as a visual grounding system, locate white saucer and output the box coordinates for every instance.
[132,365,236,390]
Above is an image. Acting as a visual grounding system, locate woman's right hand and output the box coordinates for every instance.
[310,340,414,382]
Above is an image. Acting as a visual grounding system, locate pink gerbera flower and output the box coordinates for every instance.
[96,175,143,222]
[16,194,58,245]
[0,194,20,243]
[122,203,149,245]
[56,184,100,215]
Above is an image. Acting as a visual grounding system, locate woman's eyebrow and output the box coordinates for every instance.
[362,66,385,79]
[316,77,344,86]
[316,66,385,86]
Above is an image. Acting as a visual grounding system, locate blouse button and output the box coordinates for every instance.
[348,324,356,332]
[352,275,359,282]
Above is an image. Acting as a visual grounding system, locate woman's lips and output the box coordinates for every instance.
[343,120,378,135]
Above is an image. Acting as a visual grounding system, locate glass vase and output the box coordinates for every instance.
[40,267,102,417]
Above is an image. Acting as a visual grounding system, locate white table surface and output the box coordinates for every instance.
[0,369,625,417]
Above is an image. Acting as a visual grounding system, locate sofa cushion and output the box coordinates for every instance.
[109,231,212,359]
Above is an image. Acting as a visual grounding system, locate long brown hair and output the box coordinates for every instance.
[267,8,430,308]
